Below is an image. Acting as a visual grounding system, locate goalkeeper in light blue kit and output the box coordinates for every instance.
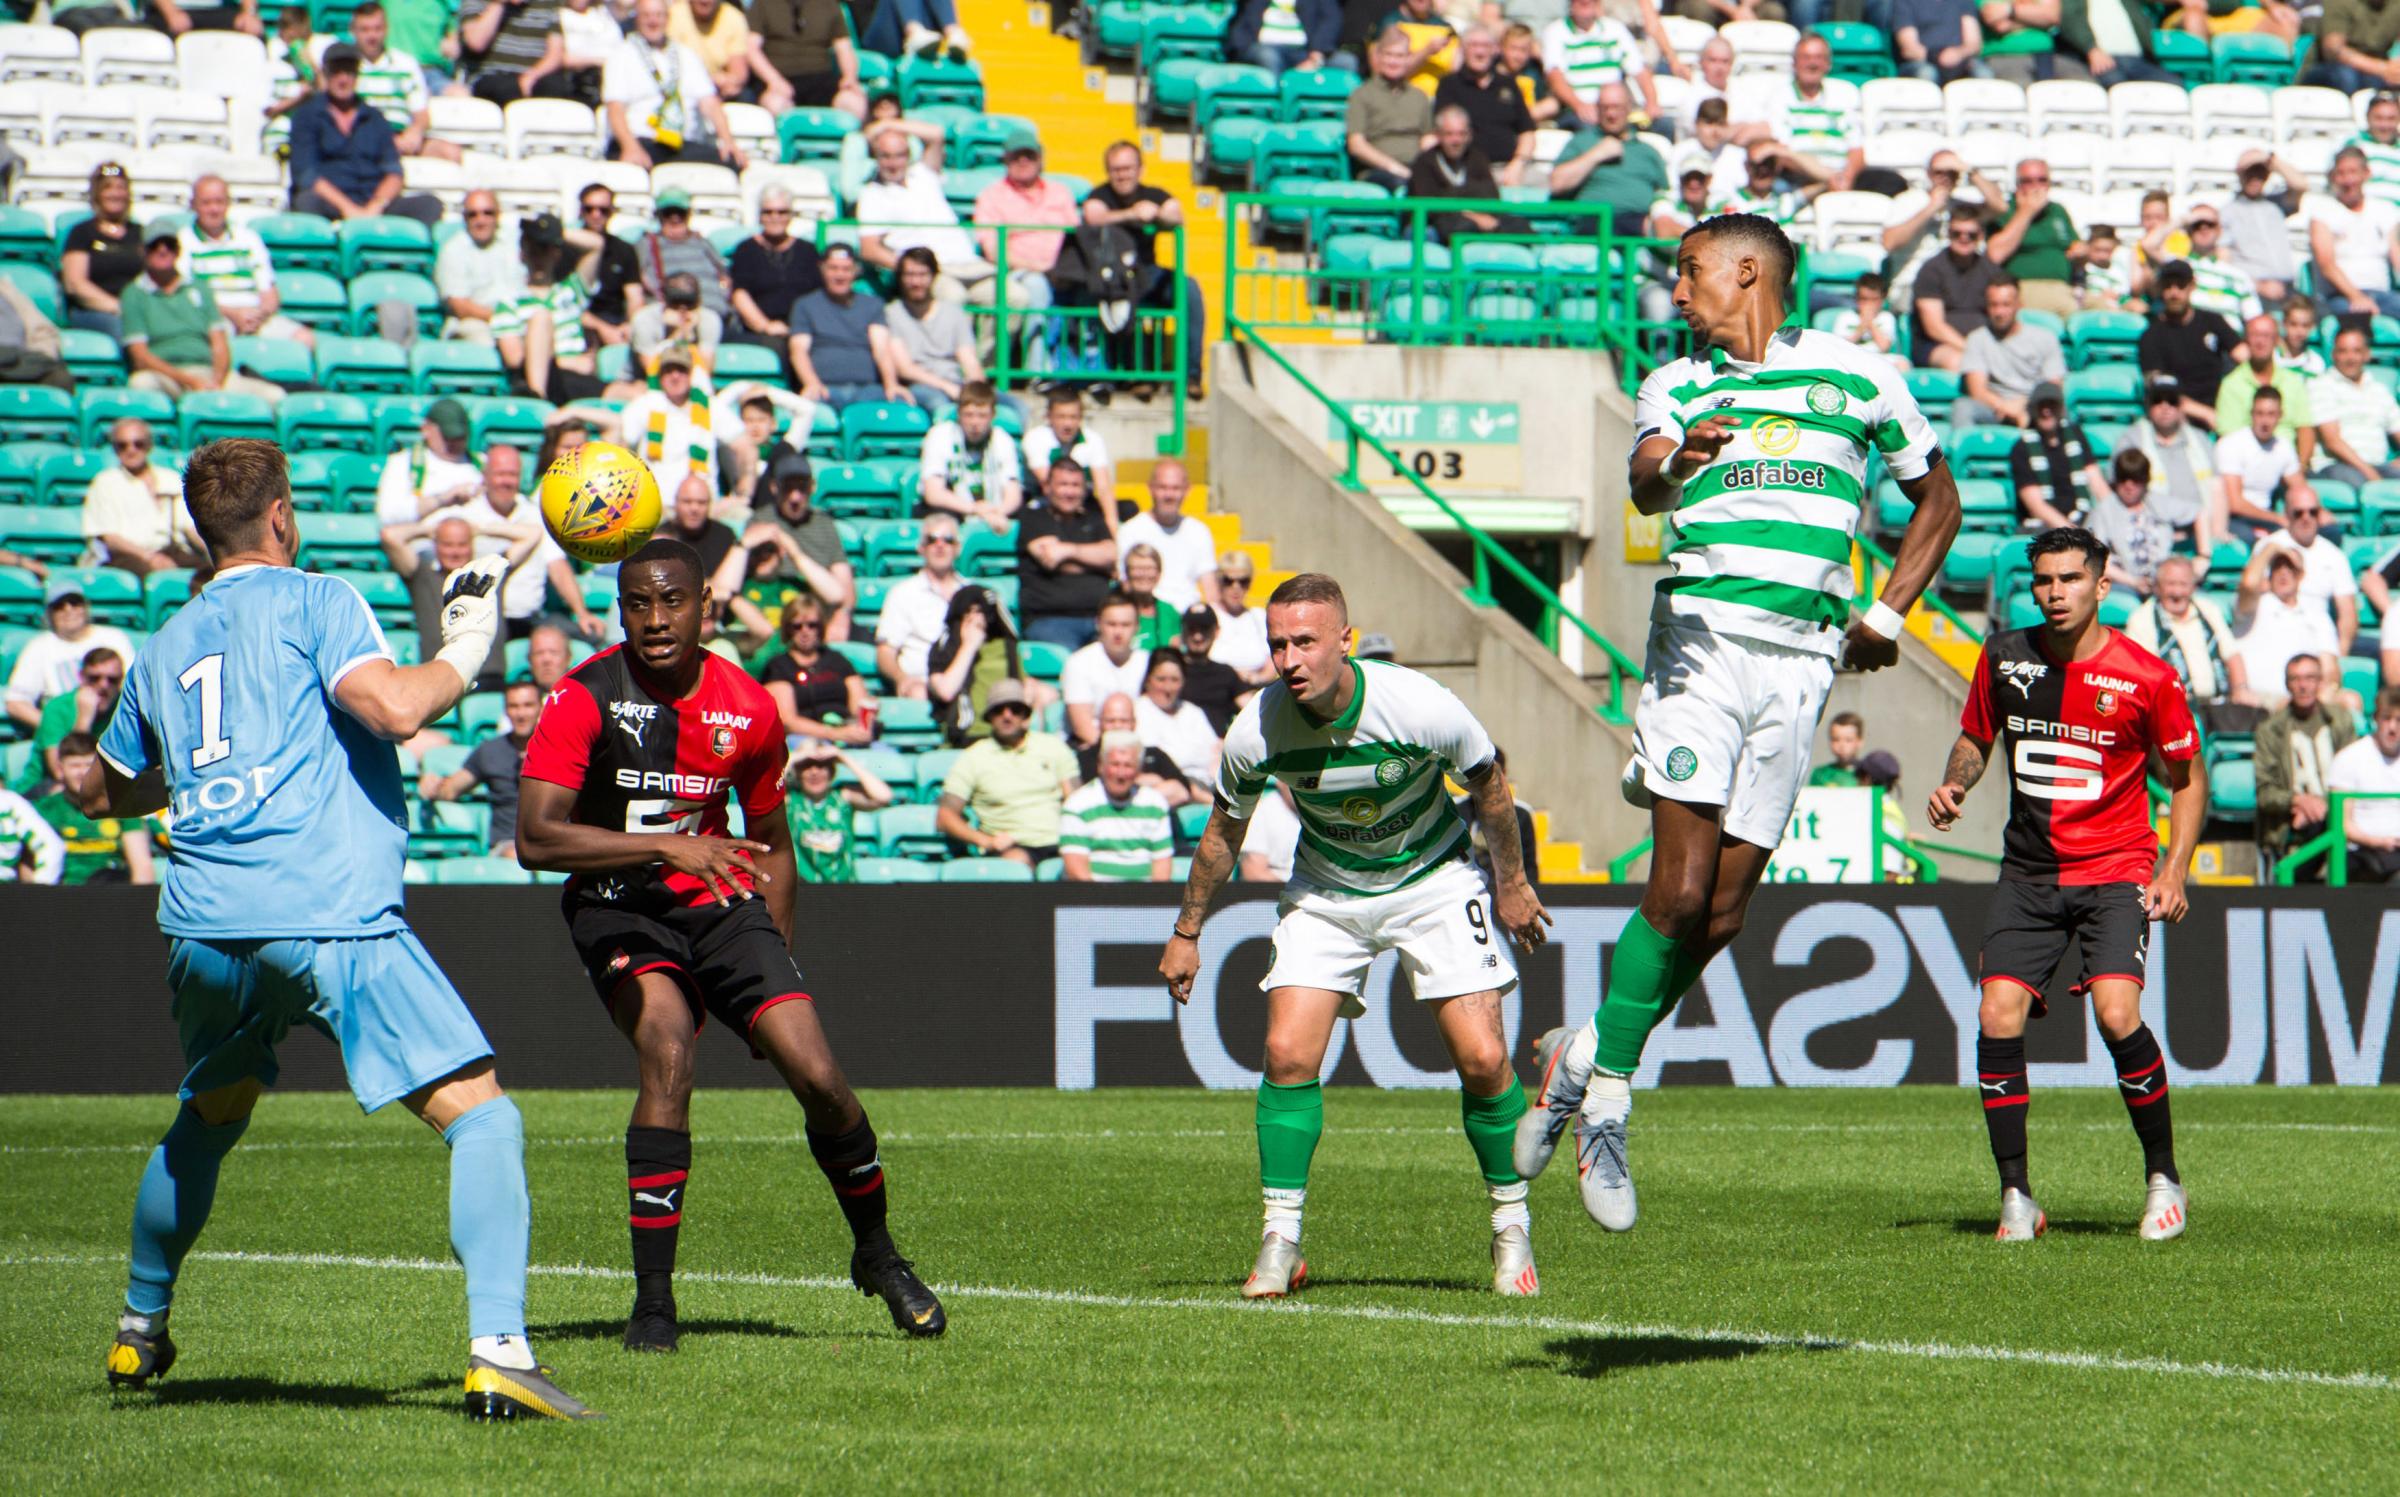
[78,439,598,1422]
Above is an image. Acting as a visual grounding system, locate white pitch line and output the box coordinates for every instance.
[6,1118,2390,1159]
[3,1248,2391,1393]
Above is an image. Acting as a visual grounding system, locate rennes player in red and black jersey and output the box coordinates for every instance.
[517,537,944,1349]
[1929,526,2206,1246]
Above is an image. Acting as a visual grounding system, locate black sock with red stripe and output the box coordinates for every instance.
[808,1118,892,1258]
[2105,1024,2177,1183]
[1977,1033,2031,1193]
[627,1126,690,1310]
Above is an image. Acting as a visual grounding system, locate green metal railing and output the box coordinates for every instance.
[1226,315,1640,722]
[1221,192,1816,393]
[810,219,1190,452]
[2273,791,2400,885]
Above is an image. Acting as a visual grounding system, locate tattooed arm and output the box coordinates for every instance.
[1159,802,1254,1004]
[1464,760,1552,950]
[1926,733,1991,832]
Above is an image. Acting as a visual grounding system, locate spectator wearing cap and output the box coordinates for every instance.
[287,45,442,225]
[1909,209,1999,372]
[785,740,893,884]
[1113,460,1215,612]
[2313,324,2400,488]
[59,162,141,343]
[919,381,1024,530]
[121,232,285,402]
[1852,749,1917,875]
[630,272,724,372]
[377,510,541,690]
[2216,314,2317,460]
[419,678,545,859]
[1171,608,1249,733]
[733,451,855,640]
[0,272,70,392]
[497,213,606,403]
[1955,276,2065,428]
[83,420,201,578]
[972,135,1071,376]
[615,345,716,496]
[2222,149,2310,311]
[885,246,984,408]
[790,245,905,409]
[1060,595,1151,746]
[2138,262,2240,424]
[637,189,732,318]
[1060,732,1175,882]
[375,400,485,526]
[728,187,823,359]
[2112,376,2218,537]
[1210,550,1274,680]
[435,190,524,342]
[937,679,1080,866]
[2309,146,2400,322]
[876,515,969,697]
[2083,452,2180,596]
[1017,461,1120,650]
[1356,631,1398,662]
[605,0,747,169]
[5,581,136,731]
[2011,383,2108,530]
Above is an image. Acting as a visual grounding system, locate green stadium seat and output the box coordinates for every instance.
[1814,20,1894,79]
[329,452,386,513]
[2207,751,2256,819]
[778,106,855,163]
[959,525,1016,578]
[812,461,905,518]
[40,566,141,626]
[288,449,339,512]
[427,853,527,884]
[315,334,412,394]
[2064,365,2143,427]
[345,271,442,339]
[856,856,940,883]
[411,341,509,396]
[0,566,47,627]
[0,447,64,508]
[279,392,378,455]
[0,205,52,268]
[2150,27,2211,85]
[2211,32,2292,84]
[1146,56,1218,124]
[1955,478,2017,533]
[178,390,279,448]
[424,739,476,785]
[1940,532,2015,594]
[37,449,109,508]
[226,335,313,389]
[1948,426,2021,483]
[1202,115,1273,183]
[2360,480,2400,534]
[337,216,435,278]
[277,268,348,331]
[1906,366,1962,409]
[374,394,441,453]
[1467,292,1544,345]
[1278,66,1358,122]
[907,748,959,802]
[985,575,1019,617]
[0,263,66,324]
[1253,121,1347,188]
[74,387,174,447]
[144,568,195,628]
[829,639,878,676]
[466,395,555,449]
[874,695,943,750]
[1379,290,1452,344]
[940,165,1004,218]
[296,512,385,572]
[863,519,923,576]
[59,328,126,387]
[877,802,948,858]
[252,212,342,274]
[1173,801,1210,846]
[2067,308,2145,370]
[2316,479,2361,521]
[841,401,933,460]
[712,339,787,388]
[0,386,79,445]
[350,569,414,627]
[898,54,985,111]
[940,856,1032,882]
[950,114,1041,169]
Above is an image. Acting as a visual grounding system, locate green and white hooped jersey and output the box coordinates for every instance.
[1542,17,1647,95]
[356,47,433,132]
[1766,79,1860,174]
[177,226,276,309]
[492,279,591,357]
[1217,660,1494,897]
[2347,132,2400,205]
[1257,0,1307,48]
[1634,328,1941,657]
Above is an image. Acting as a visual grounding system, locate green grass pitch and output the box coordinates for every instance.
[7,1086,2395,1491]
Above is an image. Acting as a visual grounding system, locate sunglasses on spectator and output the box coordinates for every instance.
[2018,173,2048,185]
[759,208,791,217]
[990,704,1030,719]
[84,669,122,686]
[785,617,822,633]
[1948,228,1980,242]
[580,200,611,215]
[113,436,150,450]
[2189,218,2218,229]
[466,207,497,218]
[2288,506,2322,519]
[922,533,958,546]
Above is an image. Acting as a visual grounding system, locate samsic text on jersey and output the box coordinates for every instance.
[1961,627,2199,884]
[521,646,787,908]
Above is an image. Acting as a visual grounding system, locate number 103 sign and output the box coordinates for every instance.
[1329,401,1522,491]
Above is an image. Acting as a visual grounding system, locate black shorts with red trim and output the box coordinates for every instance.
[1977,879,2150,1017]
[567,891,809,1045]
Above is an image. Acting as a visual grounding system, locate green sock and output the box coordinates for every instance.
[1667,943,1711,1005]
[1460,1078,1527,1186]
[1594,910,1684,1074]
[1256,1079,1324,1191]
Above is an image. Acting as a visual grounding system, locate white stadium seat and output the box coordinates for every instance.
[503,98,600,161]
[1861,128,1948,192]
[2027,79,2110,140]
[1945,78,2027,137]
[0,25,87,87]
[2184,136,2258,197]
[14,140,122,207]
[427,95,506,156]
[2110,80,2191,139]
[2276,86,2358,145]
[2089,188,2150,233]
[478,157,568,219]
[47,93,140,150]
[2188,84,2273,144]
[2282,136,2337,180]
[741,163,838,224]
[1530,128,1573,167]
[1720,20,1799,75]
[2047,188,2097,234]
[721,102,779,165]
[0,81,66,149]
[1810,190,1889,257]
[557,158,653,225]
[403,154,473,216]
[2028,135,2100,196]
[174,29,268,96]
[83,28,178,90]
[1861,76,1945,137]
[209,153,286,211]
[141,90,234,153]
[1658,14,1716,71]
[650,161,741,220]
[1954,129,2030,183]
[2098,135,2181,195]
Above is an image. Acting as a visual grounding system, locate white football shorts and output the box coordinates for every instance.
[1262,860,1518,1011]
[1621,620,1837,851]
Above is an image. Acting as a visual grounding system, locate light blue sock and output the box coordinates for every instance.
[442,1095,529,1342]
[126,1105,249,1316]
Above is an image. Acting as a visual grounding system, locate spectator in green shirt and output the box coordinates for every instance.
[27,646,122,792]
[1548,83,1668,236]
[2305,0,2400,95]
[121,232,284,402]
[1808,710,1868,788]
[785,740,895,883]
[1985,156,2084,321]
[35,734,153,884]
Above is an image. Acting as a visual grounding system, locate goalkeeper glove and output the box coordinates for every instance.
[433,555,508,692]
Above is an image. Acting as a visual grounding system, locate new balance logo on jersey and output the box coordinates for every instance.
[610,700,659,744]
[1999,659,2049,698]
